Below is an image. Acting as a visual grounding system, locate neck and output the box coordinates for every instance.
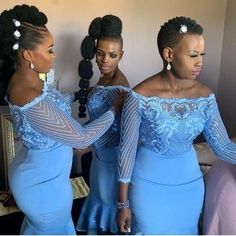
[160,70,180,91]
[99,67,120,86]
[14,65,42,88]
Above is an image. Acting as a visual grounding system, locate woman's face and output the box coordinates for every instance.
[170,34,205,80]
[96,37,123,75]
[31,31,56,73]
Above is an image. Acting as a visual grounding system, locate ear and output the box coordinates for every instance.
[22,49,34,62]
[119,50,124,60]
[163,47,173,62]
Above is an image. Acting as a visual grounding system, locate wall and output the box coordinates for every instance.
[0,0,227,120]
[217,0,236,137]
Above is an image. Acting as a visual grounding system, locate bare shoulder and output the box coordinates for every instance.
[194,80,212,97]
[111,70,130,87]
[9,86,42,107]
[134,74,160,96]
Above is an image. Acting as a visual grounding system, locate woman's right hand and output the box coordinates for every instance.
[116,207,132,233]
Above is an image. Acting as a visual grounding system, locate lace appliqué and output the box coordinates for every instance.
[88,85,129,148]
[138,96,210,154]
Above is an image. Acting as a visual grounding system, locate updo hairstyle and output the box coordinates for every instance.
[157,16,203,57]
[0,4,48,104]
[77,14,123,118]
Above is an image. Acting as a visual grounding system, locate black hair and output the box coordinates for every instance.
[157,16,203,57]
[0,4,48,104]
[78,14,123,118]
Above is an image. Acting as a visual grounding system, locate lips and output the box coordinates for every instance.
[100,65,110,71]
[192,70,201,76]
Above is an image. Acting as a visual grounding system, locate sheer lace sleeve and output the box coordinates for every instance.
[22,96,115,149]
[118,91,141,183]
[203,97,236,163]
[90,86,130,148]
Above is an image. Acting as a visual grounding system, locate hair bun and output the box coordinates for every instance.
[80,35,95,60]
[101,14,122,37]
[78,59,93,80]
[12,5,47,26]
[88,17,102,39]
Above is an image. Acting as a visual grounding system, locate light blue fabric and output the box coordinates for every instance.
[77,85,129,234]
[130,146,204,234]
[118,90,236,234]
[7,82,115,235]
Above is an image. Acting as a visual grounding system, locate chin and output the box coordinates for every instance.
[101,70,110,75]
[188,76,197,80]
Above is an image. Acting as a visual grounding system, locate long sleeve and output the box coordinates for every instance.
[22,96,115,149]
[118,91,141,183]
[92,86,130,148]
[203,97,236,163]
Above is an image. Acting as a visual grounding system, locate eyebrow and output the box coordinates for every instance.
[97,49,119,53]
[188,50,205,54]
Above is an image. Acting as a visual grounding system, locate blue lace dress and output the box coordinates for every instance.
[77,85,129,234]
[7,82,115,235]
[118,90,236,235]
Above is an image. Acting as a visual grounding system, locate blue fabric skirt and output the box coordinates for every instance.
[8,144,76,235]
[130,146,204,235]
[77,147,118,234]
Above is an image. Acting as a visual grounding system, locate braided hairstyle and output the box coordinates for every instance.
[78,14,123,118]
[157,16,203,57]
[0,4,48,105]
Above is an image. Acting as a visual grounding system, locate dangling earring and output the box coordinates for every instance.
[30,62,35,70]
[167,62,171,71]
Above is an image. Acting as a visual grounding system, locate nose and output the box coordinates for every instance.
[102,54,109,62]
[196,56,203,68]
[52,52,56,61]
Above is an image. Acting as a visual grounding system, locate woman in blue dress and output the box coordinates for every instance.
[116,16,236,234]
[76,15,129,234]
[0,5,118,235]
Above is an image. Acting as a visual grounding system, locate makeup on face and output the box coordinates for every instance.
[96,49,120,59]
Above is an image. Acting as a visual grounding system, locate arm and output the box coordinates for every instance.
[93,86,130,147]
[117,183,131,233]
[203,96,236,163]
[117,91,141,233]
[22,96,115,149]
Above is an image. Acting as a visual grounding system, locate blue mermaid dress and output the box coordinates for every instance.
[7,82,115,235]
[77,85,129,234]
[118,90,236,235]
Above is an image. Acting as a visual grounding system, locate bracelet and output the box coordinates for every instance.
[117,200,130,209]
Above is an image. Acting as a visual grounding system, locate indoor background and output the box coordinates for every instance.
[1,0,235,136]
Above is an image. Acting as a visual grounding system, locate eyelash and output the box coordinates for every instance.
[96,51,118,58]
[190,53,206,58]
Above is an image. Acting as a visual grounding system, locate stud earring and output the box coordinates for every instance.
[167,62,171,71]
[30,62,35,70]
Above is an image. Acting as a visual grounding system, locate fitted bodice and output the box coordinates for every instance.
[8,83,72,149]
[138,93,209,154]
[118,90,236,182]
[7,82,115,150]
[88,85,129,148]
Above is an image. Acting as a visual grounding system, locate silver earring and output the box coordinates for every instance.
[167,62,171,71]
[30,62,35,69]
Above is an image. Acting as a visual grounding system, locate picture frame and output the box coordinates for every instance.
[0,106,16,191]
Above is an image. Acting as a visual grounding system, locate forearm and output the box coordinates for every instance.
[117,182,131,233]
[118,182,129,202]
